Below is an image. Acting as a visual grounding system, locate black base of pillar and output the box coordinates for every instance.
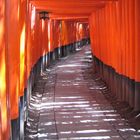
[135,82,140,111]
[11,118,20,140]
[19,96,24,140]
[54,48,59,60]
[128,80,135,108]
[93,55,140,111]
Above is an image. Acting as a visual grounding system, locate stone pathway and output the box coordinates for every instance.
[25,45,140,140]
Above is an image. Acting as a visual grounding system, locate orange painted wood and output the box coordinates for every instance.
[19,0,27,96]
[0,0,10,139]
[135,0,140,82]
[128,0,135,80]
[6,0,20,120]
[89,0,138,81]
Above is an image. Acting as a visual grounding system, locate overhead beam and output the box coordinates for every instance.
[36,6,102,14]
[30,0,118,19]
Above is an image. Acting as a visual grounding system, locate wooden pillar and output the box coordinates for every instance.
[6,0,20,121]
[0,0,10,139]
[134,0,140,111]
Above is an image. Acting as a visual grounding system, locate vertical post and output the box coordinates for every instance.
[134,0,140,111]
[0,0,11,139]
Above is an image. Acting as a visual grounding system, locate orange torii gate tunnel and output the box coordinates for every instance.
[0,0,140,139]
